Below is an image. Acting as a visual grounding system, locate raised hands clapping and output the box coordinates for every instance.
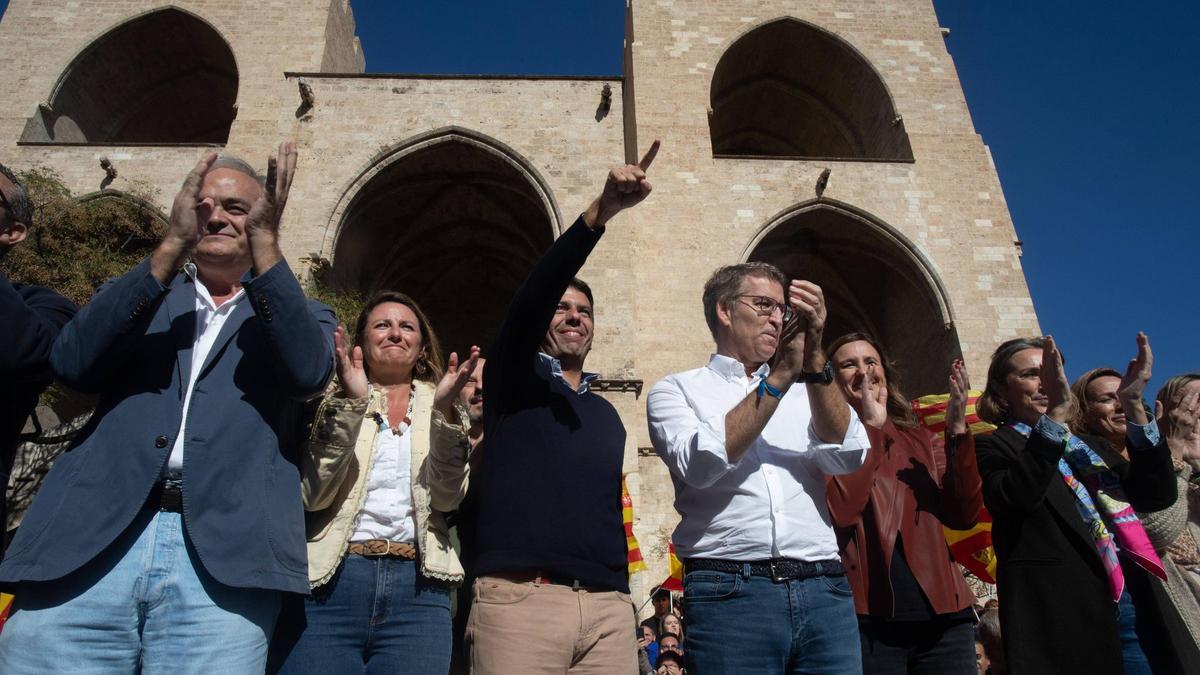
[1041,336,1073,425]
[945,359,971,436]
[1117,332,1153,425]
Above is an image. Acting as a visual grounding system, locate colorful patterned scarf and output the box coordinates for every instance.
[1010,422,1166,601]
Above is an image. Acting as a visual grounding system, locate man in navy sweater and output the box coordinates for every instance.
[0,162,77,557]
[466,140,659,675]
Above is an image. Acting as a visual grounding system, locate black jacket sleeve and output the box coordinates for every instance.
[0,270,78,384]
[484,217,602,406]
[976,428,1063,518]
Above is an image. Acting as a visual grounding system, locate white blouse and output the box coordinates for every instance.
[350,415,416,544]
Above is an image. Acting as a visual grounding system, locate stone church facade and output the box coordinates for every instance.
[0,0,1038,605]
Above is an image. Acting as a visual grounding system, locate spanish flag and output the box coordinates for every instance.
[660,542,684,592]
[623,477,648,577]
[912,391,999,585]
[0,592,13,632]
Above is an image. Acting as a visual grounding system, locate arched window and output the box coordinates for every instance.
[747,202,956,396]
[331,131,557,356]
[23,8,238,144]
[710,18,912,161]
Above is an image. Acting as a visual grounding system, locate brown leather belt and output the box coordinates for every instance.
[347,539,416,559]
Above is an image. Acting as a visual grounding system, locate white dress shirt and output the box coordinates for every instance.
[351,417,417,543]
[646,354,869,562]
[166,264,246,475]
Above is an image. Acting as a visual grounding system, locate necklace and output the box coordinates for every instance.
[371,383,414,436]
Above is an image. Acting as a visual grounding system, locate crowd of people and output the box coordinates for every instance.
[1,137,1199,675]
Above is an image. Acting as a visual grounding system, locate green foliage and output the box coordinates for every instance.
[0,166,163,307]
[302,254,366,337]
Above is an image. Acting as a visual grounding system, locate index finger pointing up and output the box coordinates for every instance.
[638,139,661,171]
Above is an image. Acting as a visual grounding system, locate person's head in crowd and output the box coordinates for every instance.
[826,331,919,428]
[640,624,656,645]
[978,336,1061,426]
[658,632,682,654]
[0,162,33,259]
[540,277,595,372]
[661,613,683,642]
[703,262,789,368]
[976,608,1006,674]
[352,290,445,387]
[458,355,486,429]
[651,587,671,617]
[190,154,266,283]
[1156,373,1200,453]
[1070,367,1127,450]
[655,649,685,675]
[974,635,990,675]
[983,597,999,611]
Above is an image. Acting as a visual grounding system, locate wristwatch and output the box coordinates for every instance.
[797,361,834,385]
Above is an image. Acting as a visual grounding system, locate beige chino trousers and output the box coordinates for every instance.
[466,575,639,674]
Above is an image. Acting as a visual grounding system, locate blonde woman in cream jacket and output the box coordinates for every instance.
[277,290,478,674]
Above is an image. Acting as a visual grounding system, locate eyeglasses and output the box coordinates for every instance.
[736,295,794,322]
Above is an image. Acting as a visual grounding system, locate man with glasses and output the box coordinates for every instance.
[0,162,77,558]
[646,262,869,674]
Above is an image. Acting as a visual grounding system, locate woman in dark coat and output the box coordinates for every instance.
[975,333,1199,674]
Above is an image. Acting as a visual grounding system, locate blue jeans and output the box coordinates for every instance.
[0,508,280,673]
[277,555,452,674]
[683,566,861,675]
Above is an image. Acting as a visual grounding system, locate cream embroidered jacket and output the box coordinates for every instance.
[300,380,470,587]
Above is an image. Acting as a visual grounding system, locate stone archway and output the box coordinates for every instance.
[710,18,913,161]
[746,201,958,397]
[22,7,238,144]
[330,130,558,357]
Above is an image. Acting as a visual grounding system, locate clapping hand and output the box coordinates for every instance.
[434,346,481,420]
[1117,332,1152,425]
[334,326,368,399]
[945,359,971,436]
[857,365,889,429]
[245,140,297,239]
[152,152,218,282]
[1042,336,1073,425]
[585,140,660,229]
[1161,386,1200,461]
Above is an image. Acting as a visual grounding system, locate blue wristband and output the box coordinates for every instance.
[756,378,784,400]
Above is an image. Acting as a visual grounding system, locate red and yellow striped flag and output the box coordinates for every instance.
[912,390,999,585]
[623,477,648,577]
[660,542,684,592]
[0,592,13,632]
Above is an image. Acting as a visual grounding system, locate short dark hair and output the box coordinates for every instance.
[352,290,445,383]
[656,649,685,668]
[0,162,34,226]
[658,632,681,645]
[652,587,671,601]
[701,262,787,340]
[567,277,594,307]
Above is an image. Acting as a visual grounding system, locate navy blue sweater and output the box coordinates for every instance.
[475,217,629,593]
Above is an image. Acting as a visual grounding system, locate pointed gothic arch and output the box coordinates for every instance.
[22,7,238,145]
[745,200,958,396]
[328,128,560,356]
[710,17,913,161]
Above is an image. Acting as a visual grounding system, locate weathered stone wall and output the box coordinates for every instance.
[0,0,1033,613]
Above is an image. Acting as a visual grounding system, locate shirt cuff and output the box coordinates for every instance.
[1126,418,1161,450]
[1035,415,1070,443]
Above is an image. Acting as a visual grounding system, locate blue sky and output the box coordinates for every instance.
[3,1,1195,398]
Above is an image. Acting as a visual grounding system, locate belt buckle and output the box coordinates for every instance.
[361,539,390,558]
[769,559,786,583]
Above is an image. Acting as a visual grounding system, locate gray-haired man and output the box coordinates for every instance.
[647,262,869,674]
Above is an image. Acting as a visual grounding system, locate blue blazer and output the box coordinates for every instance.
[0,258,335,594]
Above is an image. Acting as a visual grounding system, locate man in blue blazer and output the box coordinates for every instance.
[0,142,335,672]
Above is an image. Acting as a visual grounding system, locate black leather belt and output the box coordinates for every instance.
[684,557,844,583]
[149,480,183,513]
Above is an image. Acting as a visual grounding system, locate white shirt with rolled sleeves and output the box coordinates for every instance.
[647,354,869,562]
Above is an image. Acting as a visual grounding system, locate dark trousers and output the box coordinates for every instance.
[858,618,977,675]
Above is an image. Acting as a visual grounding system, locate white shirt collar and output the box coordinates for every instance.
[706,353,769,383]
